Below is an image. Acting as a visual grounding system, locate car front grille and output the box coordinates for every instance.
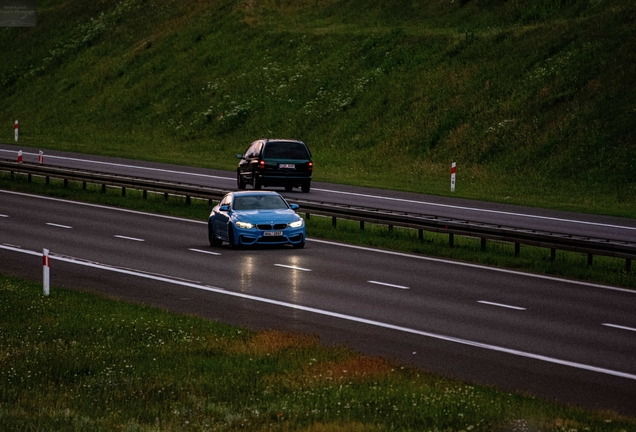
[257,223,288,230]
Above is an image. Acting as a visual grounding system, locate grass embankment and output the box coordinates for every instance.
[2,273,635,431]
[1,0,635,217]
[2,172,635,290]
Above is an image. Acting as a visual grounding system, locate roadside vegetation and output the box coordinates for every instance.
[2,273,635,431]
[2,172,635,290]
[1,0,635,217]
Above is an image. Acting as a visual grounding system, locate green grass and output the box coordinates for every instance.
[1,0,635,218]
[2,273,636,431]
[2,171,635,291]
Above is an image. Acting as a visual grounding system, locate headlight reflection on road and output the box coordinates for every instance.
[239,255,255,291]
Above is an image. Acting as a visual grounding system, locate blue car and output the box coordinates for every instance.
[208,191,305,248]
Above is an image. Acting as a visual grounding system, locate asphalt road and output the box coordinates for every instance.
[1,189,636,416]
[2,143,636,243]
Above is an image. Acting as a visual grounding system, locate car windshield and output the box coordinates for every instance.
[262,142,310,159]
[233,195,289,210]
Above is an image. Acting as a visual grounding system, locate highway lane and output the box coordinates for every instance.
[2,144,636,243]
[1,189,636,415]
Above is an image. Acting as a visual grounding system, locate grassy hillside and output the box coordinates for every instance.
[1,0,635,215]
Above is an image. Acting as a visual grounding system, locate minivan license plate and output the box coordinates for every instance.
[279,164,295,169]
[264,231,283,237]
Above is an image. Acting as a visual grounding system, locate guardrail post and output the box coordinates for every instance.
[186,196,191,205]
[122,187,126,197]
[551,248,556,260]
[46,176,49,185]
[449,233,454,248]
[101,184,106,193]
[28,173,31,183]
[305,212,310,220]
[143,190,147,199]
[481,238,486,251]
[360,220,364,230]
[63,178,68,188]
[332,216,337,227]
[515,242,520,257]
[627,259,632,272]
[588,253,593,266]
[418,229,423,241]
[164,192,168,200]
[388,225,393,232]
[82,181,87,189]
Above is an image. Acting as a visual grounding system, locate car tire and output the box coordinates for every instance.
[209,223,222,247]
[237,172,246,190]
[293,240,305,249]
[301,181,311,193]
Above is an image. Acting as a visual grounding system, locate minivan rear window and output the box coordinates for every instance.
[263,141,310,159]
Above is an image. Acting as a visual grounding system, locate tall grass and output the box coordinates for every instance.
[1,0,634,216]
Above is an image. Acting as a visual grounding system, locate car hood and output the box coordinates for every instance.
[233,209,300,224]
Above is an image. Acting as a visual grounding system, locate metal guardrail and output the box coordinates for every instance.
[1,159,634,270]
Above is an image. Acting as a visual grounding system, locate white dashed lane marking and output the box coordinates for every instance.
[189,248,221,256]
[46,223,73,229]
[274,264,312,272]
[368,280,409,290]
[478,300,526,311]
[114,235,145,242]
[603,323,636,333]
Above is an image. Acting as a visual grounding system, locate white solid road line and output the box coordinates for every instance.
[274,264,312,272]
[1,242,636,381]
[602,323,636,333]
[46,223,73,229]
[0,214,8,217]
[189,248,221,256]
[478,300,526,311]
[368,280,409,290]
[114,235,145,242]
[3,149,634,232]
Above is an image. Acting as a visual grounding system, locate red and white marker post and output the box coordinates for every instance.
[17,150,23,163]
[43,249,50,296]
[14,120,18,142]
[38,151,44,164]
[451,162,456,192]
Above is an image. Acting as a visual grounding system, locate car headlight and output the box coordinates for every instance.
[288,220,304,228]
[235,221,254,229]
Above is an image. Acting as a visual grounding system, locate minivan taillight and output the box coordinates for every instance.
[259,160,265,169]
[308,161,313,171]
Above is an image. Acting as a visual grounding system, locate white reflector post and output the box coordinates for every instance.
[43,248,50,296]
[451,162,456,192]
[14,120,18,142]
[38,150,44,164]
[17,150,22,163]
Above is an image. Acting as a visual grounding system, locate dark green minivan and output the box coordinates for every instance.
[237,139,313,193]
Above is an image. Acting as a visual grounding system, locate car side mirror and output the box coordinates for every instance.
[236,154,244,159]
[290,203,299,210]
[219,204,230,212]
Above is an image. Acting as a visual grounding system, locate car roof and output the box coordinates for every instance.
[263,138,305,144]
[230,191,283,197]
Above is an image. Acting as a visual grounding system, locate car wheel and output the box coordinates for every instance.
[209,223,222,247]
[301,181,311,193]
[285,185,293,192]
[293,240,305,249]
[237,172,246,190]
[254,177,262,190]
